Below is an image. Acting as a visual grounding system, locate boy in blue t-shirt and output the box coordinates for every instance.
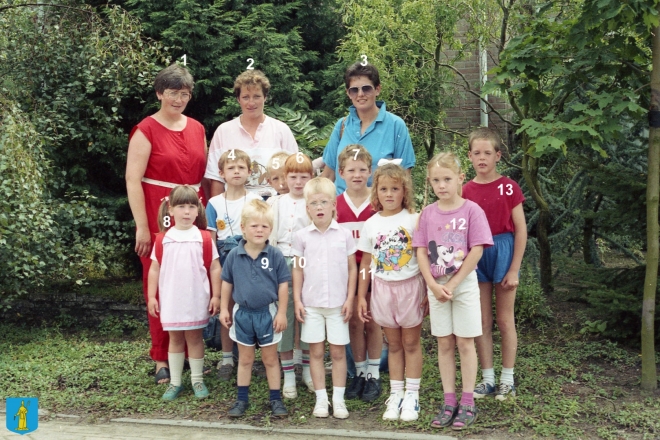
[220,199,290,418]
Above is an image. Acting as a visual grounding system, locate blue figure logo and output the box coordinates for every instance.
[5,398,38,435]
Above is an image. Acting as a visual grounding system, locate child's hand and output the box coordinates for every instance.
[294,301,306,323]
[341,297,354,323]
[357,297,370,323]
[209,297,221,316]
[273,312,287,333]
[147,298,159,317]
[219,309,232,329]
[430,283,452,303]
[501,271,520,291]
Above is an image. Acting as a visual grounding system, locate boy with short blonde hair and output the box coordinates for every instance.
[293,177,357,418]
[220,199,290,417]
[266,151,291,195]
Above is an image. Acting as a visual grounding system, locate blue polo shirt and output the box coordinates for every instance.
[221,239,291,310]
[323,101,416,194]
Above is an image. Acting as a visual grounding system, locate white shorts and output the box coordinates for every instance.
[301,306,350,345]
[428,271,482,338]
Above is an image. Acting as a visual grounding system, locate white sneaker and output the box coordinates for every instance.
[382,392,403,421]
[399,392,420,422]
[313,399,330,418]
[283,386,297,399]
[332,400,349,419]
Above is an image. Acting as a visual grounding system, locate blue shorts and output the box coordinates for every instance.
[476,233,514,284]
[229,303,282,347]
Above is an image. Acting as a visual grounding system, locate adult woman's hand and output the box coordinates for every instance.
[135,227,152,258]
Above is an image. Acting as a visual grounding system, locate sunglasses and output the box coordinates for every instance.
[347,85,375,96]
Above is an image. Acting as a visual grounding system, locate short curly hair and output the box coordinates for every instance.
[233,70,271,98]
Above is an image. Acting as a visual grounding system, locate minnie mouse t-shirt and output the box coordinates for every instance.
[357,209,420,281]
[413,200,493,278]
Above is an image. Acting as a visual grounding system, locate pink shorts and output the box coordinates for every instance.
[371,273,426,329]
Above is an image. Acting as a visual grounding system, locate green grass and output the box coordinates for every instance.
[1,320,658,438]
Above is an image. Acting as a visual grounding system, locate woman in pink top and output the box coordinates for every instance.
[126,64,207,384]
[205,70,298,199]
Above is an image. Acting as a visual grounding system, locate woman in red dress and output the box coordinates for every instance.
[126,64,207,384]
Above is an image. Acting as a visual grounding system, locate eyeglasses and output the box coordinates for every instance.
[164,90,191,101]
[309,200,331,208]
[347,85,375,97]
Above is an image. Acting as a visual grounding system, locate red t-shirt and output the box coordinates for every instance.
[462,176,525,236]
[336,193,375,264]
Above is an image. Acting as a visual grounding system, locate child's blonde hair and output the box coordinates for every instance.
[240,199,274,231]
[157,186,207,231]
[370,164,415,213]
[468,127,501,152]
[338,144,373,171]
[218,148,252,173]
[284,152,313,175]
[266,151,291,172]
[424,152,464,206]
[303,177,337,220]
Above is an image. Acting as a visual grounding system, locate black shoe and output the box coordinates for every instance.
[361,374,382,402]
[346,372,366,400]
[228,400,249,417]
[270,399,288,417]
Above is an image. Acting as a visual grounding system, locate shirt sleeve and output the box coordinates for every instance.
[206,202,218,232]
[291,230,304,258]
[211,242,220,260]
[412,208,428,248]
[393,117,416,170]
[273,250,293,283]
[221,252,234,283]
[511,179,525,207]
[356,221,372,254]
[280,124,299,153]
[467,203,495,249]
[204,126,224,182]
[322,118,344,172]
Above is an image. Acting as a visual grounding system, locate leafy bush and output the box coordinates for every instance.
[515,262,552,325]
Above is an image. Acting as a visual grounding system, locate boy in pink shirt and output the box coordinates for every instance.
[293,177,358,419]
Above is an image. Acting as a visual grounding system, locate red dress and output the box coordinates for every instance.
[129,116,206,361]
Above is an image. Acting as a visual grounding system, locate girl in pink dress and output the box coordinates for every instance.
[147,186,222,401]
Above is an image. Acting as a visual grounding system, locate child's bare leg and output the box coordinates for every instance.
[474,282,494,370]
[236,344,255,387]
[366,318,383,360]
[309,342,326,390]
[219,297,236,378]
[329,343,347,388]
[261,344,281,391]
[494,284,518,369]
[349,300,366,364]
[456,336,477,393]
[437,335,457,394]
[383,327,404,381]
[184,329,205,359]
[401,324,422,378]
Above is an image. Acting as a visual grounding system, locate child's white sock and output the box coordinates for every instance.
[500,367,515,386]
[168,352,185,387]
[366,358,380,380]
[293,349,303,365]
[390,379,404,396]
[355,360,367,377]
[222,351,234,367]
[481,368,495,386]
[189,357,204,385]
[282,359,296,388]
[315,389,328,402]
[332,386,346,403]
[302,353,312,383]
[405,377,420,397]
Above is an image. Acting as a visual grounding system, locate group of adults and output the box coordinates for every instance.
[126,62,416,381]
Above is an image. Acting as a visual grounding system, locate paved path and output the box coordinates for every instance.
[2,417,465,440]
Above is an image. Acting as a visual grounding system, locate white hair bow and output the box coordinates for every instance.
[377,158,403,166]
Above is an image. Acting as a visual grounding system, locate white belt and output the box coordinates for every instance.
[141,177,201,191]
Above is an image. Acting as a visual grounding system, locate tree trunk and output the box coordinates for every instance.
[641,5,660,391]
[521,138,553,293]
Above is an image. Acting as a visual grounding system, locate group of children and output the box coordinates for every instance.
[146,127,526,431]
